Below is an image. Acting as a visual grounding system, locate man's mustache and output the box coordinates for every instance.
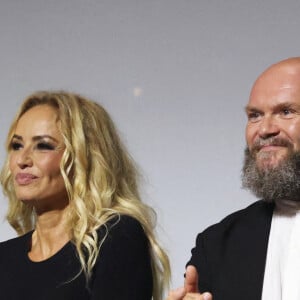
[250,137,293,153]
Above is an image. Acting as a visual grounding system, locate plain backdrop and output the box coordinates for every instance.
[1,0,300,290]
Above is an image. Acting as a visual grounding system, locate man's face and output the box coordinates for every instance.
[245,62,300,171]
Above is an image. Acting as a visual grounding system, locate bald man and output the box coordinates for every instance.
[167,57,300,300]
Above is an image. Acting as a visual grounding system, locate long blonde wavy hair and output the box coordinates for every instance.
[0,91,170,299]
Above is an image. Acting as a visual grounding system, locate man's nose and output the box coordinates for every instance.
[258,115,280,139]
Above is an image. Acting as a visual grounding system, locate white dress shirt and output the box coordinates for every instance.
[262,204,300,300]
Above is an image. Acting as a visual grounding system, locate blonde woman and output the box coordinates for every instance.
[0,91,170,300]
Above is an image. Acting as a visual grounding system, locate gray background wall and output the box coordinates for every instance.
[0,0,300,290]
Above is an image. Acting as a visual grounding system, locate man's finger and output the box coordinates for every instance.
[184,265,199,293]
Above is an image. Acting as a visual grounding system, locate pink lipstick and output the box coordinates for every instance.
[15,173,38,185]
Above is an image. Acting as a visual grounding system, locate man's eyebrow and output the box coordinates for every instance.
[273,102,299,109]
[244,102,300,116]
[244,105,261,113]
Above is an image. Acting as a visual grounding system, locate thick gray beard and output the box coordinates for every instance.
[242,148,300,204]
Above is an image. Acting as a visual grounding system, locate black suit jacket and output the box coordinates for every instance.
[187,200,274,300]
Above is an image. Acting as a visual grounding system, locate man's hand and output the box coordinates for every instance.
[166,266,213,300]
[166,287,186,300]
[166,288,212,300]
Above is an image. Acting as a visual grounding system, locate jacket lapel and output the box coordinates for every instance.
[229,201,274,300]
[214,201,274,300]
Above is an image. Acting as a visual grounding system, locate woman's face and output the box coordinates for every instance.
[9,105,68,209]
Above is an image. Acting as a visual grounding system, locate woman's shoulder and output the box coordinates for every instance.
[0,231,32,255]
[93,214,150,270]
[90,217,153,298]
[98,215,146,241]
[0,232,31,247]
[94,215,150,257]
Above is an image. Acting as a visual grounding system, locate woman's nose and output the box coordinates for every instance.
[16,149,33,169]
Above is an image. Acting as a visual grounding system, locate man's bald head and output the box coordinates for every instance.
[249,57,300,107]
[243,57,300,206]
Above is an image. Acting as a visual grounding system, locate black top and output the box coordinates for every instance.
[0,215,153,300]
[187,200,274,300]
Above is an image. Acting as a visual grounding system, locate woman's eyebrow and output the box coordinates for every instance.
[32,135,59,143]
[12,134,22,140]
[12,134,59,143]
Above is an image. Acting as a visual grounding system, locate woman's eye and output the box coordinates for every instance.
[36,142,55,150]
[10,142,22,150]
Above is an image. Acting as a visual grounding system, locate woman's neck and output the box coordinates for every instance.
[28,207,70,262]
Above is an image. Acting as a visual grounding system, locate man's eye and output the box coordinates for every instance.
[247,112,261,122]
[10,142,22,150]
[279,107,297,118]
[36,143,55,150]
[281,108,293,115]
